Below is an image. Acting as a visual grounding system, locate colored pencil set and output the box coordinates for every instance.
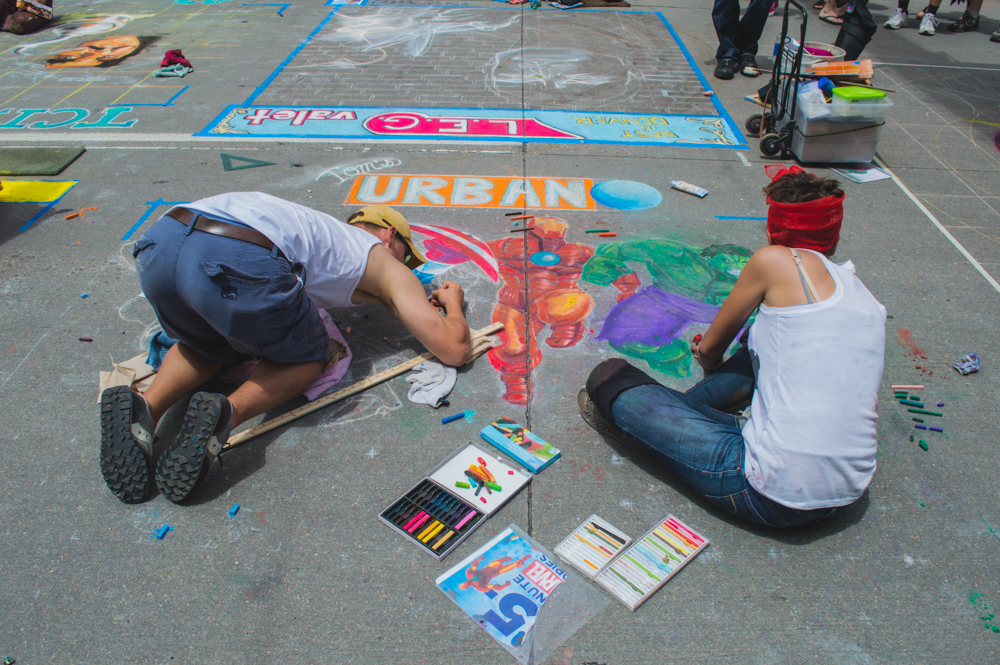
[557,514,709,611]
[381,479,483,557]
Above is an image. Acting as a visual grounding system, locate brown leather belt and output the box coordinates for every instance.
[166,207,283,258]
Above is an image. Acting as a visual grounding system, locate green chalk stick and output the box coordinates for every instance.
[909,435,914,442]
[908,409,942,416]
[912,418,924,423]
[918,440,928,451]
[585,229,610,233]
[486,481,502,492]
[455,482,471,489]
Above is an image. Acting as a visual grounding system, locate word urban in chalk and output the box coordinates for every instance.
[345,174,595,210]
[0,107,138,130]
[317,158,402,184]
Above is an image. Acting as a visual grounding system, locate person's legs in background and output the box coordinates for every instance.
[884,0,911,28]
[917,0,942,33]
[947,0,982,31]
[734,0,773,74]
[712,0,743,79]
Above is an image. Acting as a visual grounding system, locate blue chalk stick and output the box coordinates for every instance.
[155,525,173,539]
[442,412,466,424]
[914,424,927,430]
[229,504,239,518]
[81,293,88,298]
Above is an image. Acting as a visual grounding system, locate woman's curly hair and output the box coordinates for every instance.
[764,171,843,203]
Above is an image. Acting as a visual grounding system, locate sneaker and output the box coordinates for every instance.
[769,1,778,16]
[155,392,232,503]
[884,8,909,28]
[740,54,761,77]
[947,10,979,31]
[992,22,1000,41]
[918,12,939,34]
[714,58,739,80]
[577,388,632,446]
[100,386,155,504]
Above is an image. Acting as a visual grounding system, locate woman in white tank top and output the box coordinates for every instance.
[581,166,886,527]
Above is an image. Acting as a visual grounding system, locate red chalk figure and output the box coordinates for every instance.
[458,554,531,593]
[487,218,594,405]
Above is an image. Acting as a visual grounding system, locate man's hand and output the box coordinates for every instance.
[355,246,472,366]
[430,281,465,312]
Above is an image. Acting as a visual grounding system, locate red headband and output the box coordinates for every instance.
[764,165,844,253]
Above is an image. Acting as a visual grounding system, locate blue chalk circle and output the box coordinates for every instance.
[591,180,663,210]
[529,251,561,267]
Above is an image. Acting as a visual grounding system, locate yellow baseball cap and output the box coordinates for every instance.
[347,205,427,270]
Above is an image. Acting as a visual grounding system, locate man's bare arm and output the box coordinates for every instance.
[354,245,472,366]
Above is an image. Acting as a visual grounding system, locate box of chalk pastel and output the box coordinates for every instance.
[379,441,532,560]
[555,513,709,611]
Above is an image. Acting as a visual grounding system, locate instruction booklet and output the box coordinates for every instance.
[437,524,608,664]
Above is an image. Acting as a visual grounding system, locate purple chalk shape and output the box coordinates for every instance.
[929,427,943,432]
[937,403,944,407]
[914,424,927,430]
[598,286,719,347]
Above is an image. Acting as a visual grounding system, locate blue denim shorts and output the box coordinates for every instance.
[133,215,330,366]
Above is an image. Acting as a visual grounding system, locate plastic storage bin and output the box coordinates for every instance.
[781,92,893,163]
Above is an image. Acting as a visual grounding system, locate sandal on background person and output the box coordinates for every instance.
[818,0,846,24]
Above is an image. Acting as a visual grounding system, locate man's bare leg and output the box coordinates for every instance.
[142,342,222,425]
[227,358,324,427]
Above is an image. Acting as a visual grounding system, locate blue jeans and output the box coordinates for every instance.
[599,353,841,527]
[713,0,772,62]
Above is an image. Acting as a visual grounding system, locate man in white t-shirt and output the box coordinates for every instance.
[100,194,471,505]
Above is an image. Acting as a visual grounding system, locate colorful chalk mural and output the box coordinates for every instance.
[201,105,742,146]
[339,171,749,404]
[44,36,155,68]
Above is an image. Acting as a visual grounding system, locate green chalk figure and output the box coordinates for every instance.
[581,239,753,377]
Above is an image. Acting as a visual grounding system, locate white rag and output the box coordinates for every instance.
[406,360,457,407]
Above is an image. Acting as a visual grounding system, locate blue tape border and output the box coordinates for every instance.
[243,10,340,105]
[654,11,747,147]
[121,199,188,241]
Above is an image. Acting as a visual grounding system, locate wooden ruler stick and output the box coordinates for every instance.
[222,322,504,451]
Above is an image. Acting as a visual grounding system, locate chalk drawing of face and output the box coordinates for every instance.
[487,48,639,105]
[14,15,138,55]
[316,7,519,61]
[45,36,142,68]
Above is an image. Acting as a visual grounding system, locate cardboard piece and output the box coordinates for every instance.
[97,354,157,403]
